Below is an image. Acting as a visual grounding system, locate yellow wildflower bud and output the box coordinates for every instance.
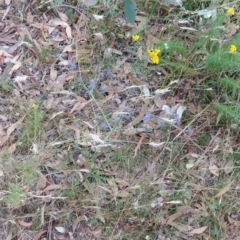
[230,44,237,53]
[31,103,37,108]
[132,35,140,42]
[147,49,161,64]
[227,8,235,15]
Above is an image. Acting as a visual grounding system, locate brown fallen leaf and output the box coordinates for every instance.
[57,11,68,22]
[100,169,118,176]
[100,82,125,95]
[128,73,149,87]
[9,61,21,76]
[70,99,91,113]
[17,219,33,227]
[224,161,233,174]
[88,228,102,237]
[169,221,193,233]
[213,182,232,198]
[116,179,130,189]
[209,164,219,176]
[166,206,200,225]
[116,190,129,198]
[225,23,238,39]
[188,226,208,236]
[36,175,48,190]
[43,184,63,192]
[228,215,240,226]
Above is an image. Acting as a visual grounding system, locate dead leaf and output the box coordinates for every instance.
[55,226,66,233]
[100,82,125,94]
[88,228,102,236]
[49,18,72,38]
[36,175,48,190]
[213,182,232,198]
[66,25,72,38]
[43,184,63,192]
[6,114,26,137]
[128,73,149,87]
[50,65,57,81]
[167,206,192,225]
[209,164,219,176]
[116,190,129,198]
[226,23,238,39]
[228,215,240,226]
[188,102,199,114]
[70,99,91,113]
[116,179,130,189]
[17,219,33,227]
[27,12,34,25]
[101,169,118,176]
[188,226,208,236]
[169,222,193,232]
[57,11,68,22]
[9,62,21,75]
[224,161,233,174]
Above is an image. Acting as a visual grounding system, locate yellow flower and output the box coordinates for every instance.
[147,49,161,64]
[132,35,140,42]
[31,103,37,108]
[230,44,237,53]
[227,7,235,15]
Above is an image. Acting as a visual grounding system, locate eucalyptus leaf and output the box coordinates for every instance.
[124,0,136,24]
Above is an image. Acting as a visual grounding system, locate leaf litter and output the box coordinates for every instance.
[0,0,239,239]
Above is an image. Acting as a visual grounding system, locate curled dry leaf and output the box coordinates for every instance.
[17,219,33,227]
